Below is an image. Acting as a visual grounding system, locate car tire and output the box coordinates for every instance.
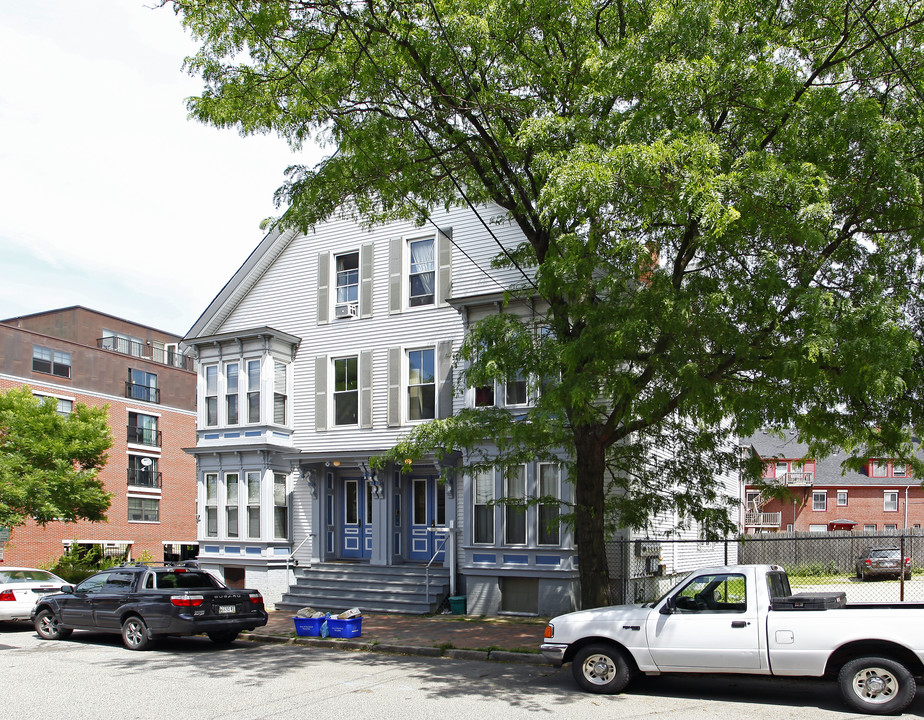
[121,616,155,651]
[571,643,634,694]
[207,630,240,645]
[838,656,916,715]
[34,608,73,641]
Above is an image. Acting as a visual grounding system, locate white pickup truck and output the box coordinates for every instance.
[540,564,924,714]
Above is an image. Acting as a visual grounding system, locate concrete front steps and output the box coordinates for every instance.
[276,563,451,615]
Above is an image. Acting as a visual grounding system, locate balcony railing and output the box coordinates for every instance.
[745,511,782,527]
[127,425,162,447]
[777,471,814,487]
[127,469,162,488]
[125,382,160,404]
[99,337,195,371]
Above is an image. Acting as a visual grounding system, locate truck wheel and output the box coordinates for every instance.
[121,616,155,651]
[572,643,633,694]
[838,656,916,714]
[34,608,73,641]
[207,630,240,645]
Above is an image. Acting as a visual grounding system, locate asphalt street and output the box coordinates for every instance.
[3,621,923,720]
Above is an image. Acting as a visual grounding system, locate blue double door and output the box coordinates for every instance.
[339,475,446,562]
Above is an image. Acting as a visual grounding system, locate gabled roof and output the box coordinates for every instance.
[184,225,296,342]
[743,429,920,487]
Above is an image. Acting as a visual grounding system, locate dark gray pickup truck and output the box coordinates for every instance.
[32,562,267,650]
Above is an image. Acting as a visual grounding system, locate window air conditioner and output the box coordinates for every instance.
[335,303,358,318]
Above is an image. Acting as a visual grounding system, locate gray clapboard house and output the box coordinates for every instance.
[182,205,580,615]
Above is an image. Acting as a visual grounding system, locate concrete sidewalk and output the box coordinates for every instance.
[243,609,550,665]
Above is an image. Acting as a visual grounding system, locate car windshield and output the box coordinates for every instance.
[0,569,61,584]
[868,549,900,559]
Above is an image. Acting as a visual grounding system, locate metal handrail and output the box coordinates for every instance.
[285,534,314,578]
[425,529,450,607]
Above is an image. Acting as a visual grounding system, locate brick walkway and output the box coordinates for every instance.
[255,609,547,652]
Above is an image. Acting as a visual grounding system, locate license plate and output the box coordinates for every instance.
[217,605,236,614]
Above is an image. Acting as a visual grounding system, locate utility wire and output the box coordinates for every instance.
[846,0,924,106]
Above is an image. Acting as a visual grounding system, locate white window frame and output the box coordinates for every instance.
[246,358,261,424]
[537,463,561,546]
[504,371,529,408]
[473,469,495,545]
[225,361,240,426]
[273,473,288,540]
[334,250,360,317]
[407,347,436,422]
[504,465,527,545]
[836,490,848,507]
[205,473,218,538]
[864,524,876,531]
[246,471,261,539]
[225,472,240,538]
[812,490,827,512]
[884,490,899,512]
[407,236,436,308]
[204,364,219,427]
[273,360,288,426]
[892,461,908,477]
[808,524,827,533]
[333,355,359,426]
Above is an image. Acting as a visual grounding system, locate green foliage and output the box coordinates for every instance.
[43,541,126,584]
[0,387,113,528]
[172,0,924,607]
[785,561,841,579]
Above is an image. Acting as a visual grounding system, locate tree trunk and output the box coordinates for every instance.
[573,428,610,608]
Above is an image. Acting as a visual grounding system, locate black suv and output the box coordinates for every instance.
[32,562,267,650]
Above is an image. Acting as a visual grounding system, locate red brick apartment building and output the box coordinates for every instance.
[743,430,924,533]
[0,307,198,567]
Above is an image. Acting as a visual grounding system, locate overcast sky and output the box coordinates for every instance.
[0,1,318,336]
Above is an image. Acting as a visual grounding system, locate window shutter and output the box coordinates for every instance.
[317,251,330,325]
[360,243,374,318]
[437,340,453,419]
[387,347,401,427]
[360,350,373,428]
[438,227,452,305]
[314,355,327,431]
[388,237,402,314]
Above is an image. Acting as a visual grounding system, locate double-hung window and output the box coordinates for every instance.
[274,473,288,539]
[538,464,561,545]
[225,362,239,425]
[226,473,240,538]
[274,362,288,425]
[335,252,359,314]
[812,490,827,511]
[505,371,528,406]
[884,491,899,512]
[33,346,71,378]
[334,357,359,425]
[408,238,435,307]
[205,365,218,426]
[408,348,435,420]
[473,469,495,544]
[504,465,527,545]
[205,473,218,537]
[892,462,908,477]
[246,360,261,423]
[246,471,261,538]
[836,490,848,507]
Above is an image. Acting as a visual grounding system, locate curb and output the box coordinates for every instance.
[241,631,546,665]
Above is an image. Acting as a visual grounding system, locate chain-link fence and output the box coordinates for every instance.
[605,530,924,605]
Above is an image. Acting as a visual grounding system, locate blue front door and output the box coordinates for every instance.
[341,477,372,559]
[407,477,447,562]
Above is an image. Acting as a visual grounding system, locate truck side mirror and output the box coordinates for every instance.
[660,596,676,615]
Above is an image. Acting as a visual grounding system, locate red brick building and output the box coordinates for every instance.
[0,307,198,566]
[743,430,924,533]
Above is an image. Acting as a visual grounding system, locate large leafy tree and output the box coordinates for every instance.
[0,387,113,528]
[171,0,924,606]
